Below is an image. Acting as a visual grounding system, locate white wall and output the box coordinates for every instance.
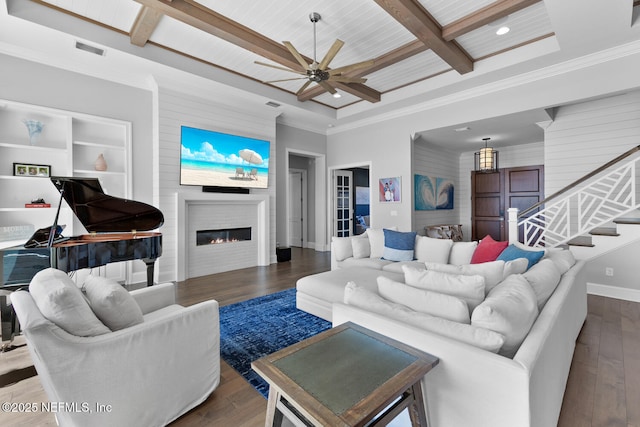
[327,122,413,235]
[544,91,640,296]
[157,87,277,282]
[412,139,460,235]
[276,123,327,250]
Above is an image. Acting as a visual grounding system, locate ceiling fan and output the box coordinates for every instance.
[255,12,374,98]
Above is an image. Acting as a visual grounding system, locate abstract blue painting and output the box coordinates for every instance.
[414,174,436,210]
[415,175,454,210]
[436,177,454,210]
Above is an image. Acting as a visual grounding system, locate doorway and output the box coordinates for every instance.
[329,164,371,239]
[471,165,544,242]
[288,169,307,247]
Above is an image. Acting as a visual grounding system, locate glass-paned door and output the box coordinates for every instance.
[333,170,353,237]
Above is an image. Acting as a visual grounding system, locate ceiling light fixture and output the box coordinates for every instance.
[489,16,510,36]
[332,91,341,98]
[474,137,499,172]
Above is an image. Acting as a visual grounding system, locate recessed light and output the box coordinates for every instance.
[265,101,281,108]
[496,26,510,36]
[454,126,470,132]
[332,92,341,98]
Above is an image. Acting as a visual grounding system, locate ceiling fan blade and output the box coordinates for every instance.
[328,60,375,75]
[283,41,310,70]
[265,77,308,83]
[329,76,368,84]
[254,61,306,75]
[318,39,344,70]
[318,80,337,95]
[296,80,313,96]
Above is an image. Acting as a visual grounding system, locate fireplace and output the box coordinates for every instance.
[197,227,251,246]
[177,193,270,281]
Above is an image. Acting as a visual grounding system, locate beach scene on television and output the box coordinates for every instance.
[180,126,270,189]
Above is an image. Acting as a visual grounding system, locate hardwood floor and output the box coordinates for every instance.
[1,247,639,426]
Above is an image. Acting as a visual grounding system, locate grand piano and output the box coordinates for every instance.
[1,177,164,346]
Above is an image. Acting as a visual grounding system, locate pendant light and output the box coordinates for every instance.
[475,137,498,172]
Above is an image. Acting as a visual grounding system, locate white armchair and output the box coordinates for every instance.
[11,281,220,427]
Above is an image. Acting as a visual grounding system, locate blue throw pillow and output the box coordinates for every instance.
[496,244,544,270]
[382,229,417,262]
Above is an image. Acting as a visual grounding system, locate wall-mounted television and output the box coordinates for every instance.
[180,126,270,190]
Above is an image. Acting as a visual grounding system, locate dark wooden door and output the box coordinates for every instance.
[471,170,505,241]
[472,165,544,242]
[505,165,544,243]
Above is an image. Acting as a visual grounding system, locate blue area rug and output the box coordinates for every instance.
[219,288,331,398]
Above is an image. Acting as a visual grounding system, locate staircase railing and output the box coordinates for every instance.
[508,145,640,247]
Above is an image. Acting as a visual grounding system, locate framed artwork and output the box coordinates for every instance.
[414,174,454,210]
[355,186,370,204]
[379,177,401,202]
[13,163,51,177]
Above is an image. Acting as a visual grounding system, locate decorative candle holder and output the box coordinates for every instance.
[22,119,44,146]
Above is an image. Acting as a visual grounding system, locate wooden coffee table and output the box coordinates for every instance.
[252,321,439,427]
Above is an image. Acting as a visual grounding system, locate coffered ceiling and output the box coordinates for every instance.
[17,0,554,109]
[2,0,640,146]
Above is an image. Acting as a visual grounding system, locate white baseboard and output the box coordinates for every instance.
[587,282,640,302]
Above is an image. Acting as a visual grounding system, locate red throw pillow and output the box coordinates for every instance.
[470,235,509,264]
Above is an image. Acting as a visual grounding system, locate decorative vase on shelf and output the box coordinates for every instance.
[22,119,44,146]
[94,153,108,171]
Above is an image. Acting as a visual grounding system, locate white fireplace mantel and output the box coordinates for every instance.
[176,192,270,281]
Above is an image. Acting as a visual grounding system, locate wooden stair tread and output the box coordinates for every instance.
[567,236,594,247]
[589,227,619,236]
[613,217,640,225]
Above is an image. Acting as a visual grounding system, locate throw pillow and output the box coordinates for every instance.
[377,276,470,323]
[470,235,509,264]
[343,281,505,352]
[544,249,576,275]
[497,244,545,270]
[414,235,453,264]
[366,228,384,258]
[29,268,111,337]
[82,275,144,331]
[448,241,478,265]
[382,229,417,262]
[471,274,539,358]
[351,237,371,259]
[522,259,562,310]
[332,236,354,261]
[424,260,507,294]
[403,265,485,310]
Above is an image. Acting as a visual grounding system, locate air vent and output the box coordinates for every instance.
[265,101,281,108]
[75,41,106,56]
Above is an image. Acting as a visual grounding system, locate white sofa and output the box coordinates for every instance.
[12,270,220,427]
[296,230,587,427]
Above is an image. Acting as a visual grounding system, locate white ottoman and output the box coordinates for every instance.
[296,267,404,321]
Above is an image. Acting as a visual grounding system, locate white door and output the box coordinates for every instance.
[288,170,303,247]
[333,170,353,237]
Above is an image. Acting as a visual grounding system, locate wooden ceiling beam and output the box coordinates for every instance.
[442,0,542,41]
[134,0,306,71]
[297,40,427,101]
[374,0,473,74]
[130,6,164,47]
[134,0,381,102]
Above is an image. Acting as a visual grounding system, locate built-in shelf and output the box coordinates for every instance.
[0,98,132,282]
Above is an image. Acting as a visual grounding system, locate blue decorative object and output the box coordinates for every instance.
[22,119,44,146]
[382,229,417,261]
[219,288,331,398]
[497,244,545,269]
